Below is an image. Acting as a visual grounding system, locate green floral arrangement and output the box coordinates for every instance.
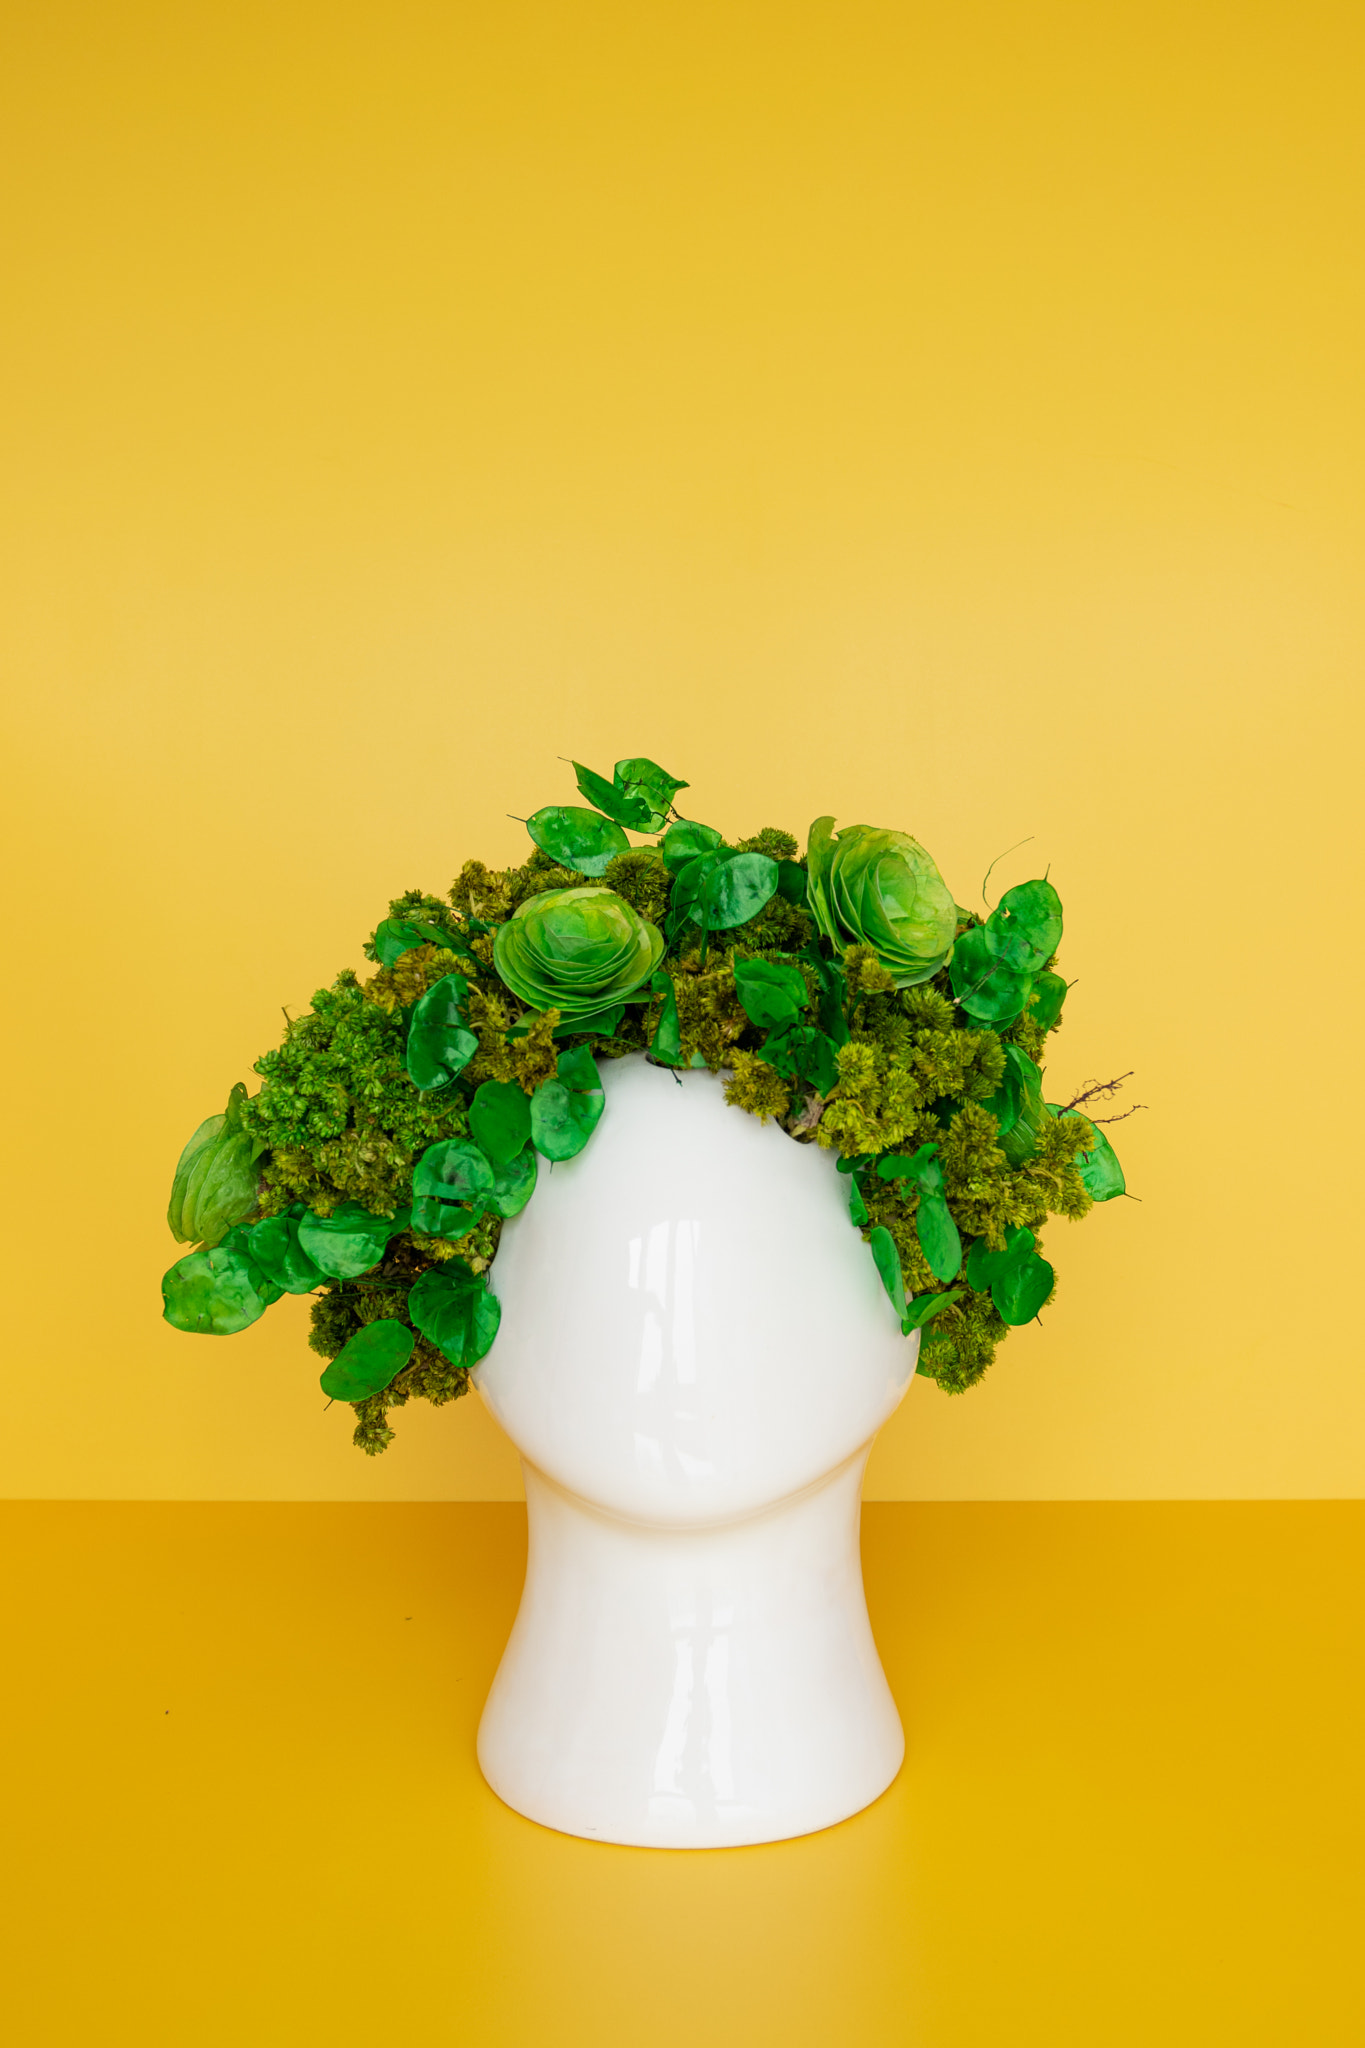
[162,754,1130,1455]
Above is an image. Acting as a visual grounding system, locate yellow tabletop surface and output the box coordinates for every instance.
[2,1500,1360,2045]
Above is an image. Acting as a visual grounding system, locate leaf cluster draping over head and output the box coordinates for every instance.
[806,819,957,988]
[161,1196,411,1338]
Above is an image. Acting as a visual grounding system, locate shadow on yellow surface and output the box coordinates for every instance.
[2,1500,1359,2046]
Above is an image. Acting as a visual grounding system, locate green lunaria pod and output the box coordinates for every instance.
[297,1202,410,1278]
[951,879,1065,1027]
[492,886,665,1030]
[525,805,630,877]
[319,1320,414,1403]
[408,1264,502,1368]
[248,1213,325,1294]
[572,756,688,833]
[659,818,723,873]
[406,972,477,1092]
[161,1237,280,1335]
[166,1083,267,1249]
[966,1227,1055,1325]
[1049,1109,1126,1201]
[411,1139,496,1238]
[806,818,957,988]
[529,1046,605,1161]
[469,1080,534,1164]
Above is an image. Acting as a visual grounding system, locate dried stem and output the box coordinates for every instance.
[1061,1072,1133,1113]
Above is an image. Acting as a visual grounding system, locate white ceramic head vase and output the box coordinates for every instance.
[476,1052,916,1847]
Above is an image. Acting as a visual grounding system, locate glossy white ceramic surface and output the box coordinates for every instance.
[475,1053,917,1847]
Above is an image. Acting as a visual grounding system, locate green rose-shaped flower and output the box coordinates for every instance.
[492,886,666,1031]
[806,816,957,988]
[166,1083,268,1248]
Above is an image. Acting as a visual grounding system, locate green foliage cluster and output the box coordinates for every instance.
[161,751,1128,1450]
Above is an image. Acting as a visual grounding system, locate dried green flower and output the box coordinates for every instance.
[492,886,665,1030]
[806,818,957,987]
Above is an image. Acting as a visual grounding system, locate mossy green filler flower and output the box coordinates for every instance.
[493,885,665,1030]
[806,817,957,987]
[159,750,1132,1455]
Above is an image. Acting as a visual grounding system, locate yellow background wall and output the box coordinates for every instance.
[2,0,1360,1501]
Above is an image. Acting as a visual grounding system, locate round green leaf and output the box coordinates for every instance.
[162,1245,275,1335]
[406,973,477,1092]
[1077,1122,1125,1201]
[489,1143,538,1217]
[965,1226,1029,1291]
[1049,1109,1127,1201]
[407,1265,502,1367]
[915,1193,963,1283]
[868,1224,908,1322]
[530,1048,604,1160]
[469,1081,533,1165]
[995,1046,1048,1166]
[987,879,1063,975]
[992,1251,1054,1325]
[949,925,1034,1025]
[572,761,655,830]
[732,956,808,1029]
[660,819,723,874]
[901,1287,966,1333]
[319,1319,414,1403]
[612,757,689,832]
[413,1140,495,1203]
[1029,971,1068,1032]
[759,1023,840,1097]
[648,968,683,1065]
[373,917,468,967]
[411,1197,483,1239]
[247,1214,325,1294]
[704,851,779,930]
[526,806,632,877]
[556,1044,601,1095]
[410,1140,496,1239]
[530,1082,602,1161]
[298,1202,407,1280]
[876,1143,941,1187]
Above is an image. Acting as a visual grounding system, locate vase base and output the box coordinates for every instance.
[477,1454,904,1849]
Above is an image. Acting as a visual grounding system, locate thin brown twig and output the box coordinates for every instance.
[1060,1072,1134,1113]
[1091,1102,1148,1126]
